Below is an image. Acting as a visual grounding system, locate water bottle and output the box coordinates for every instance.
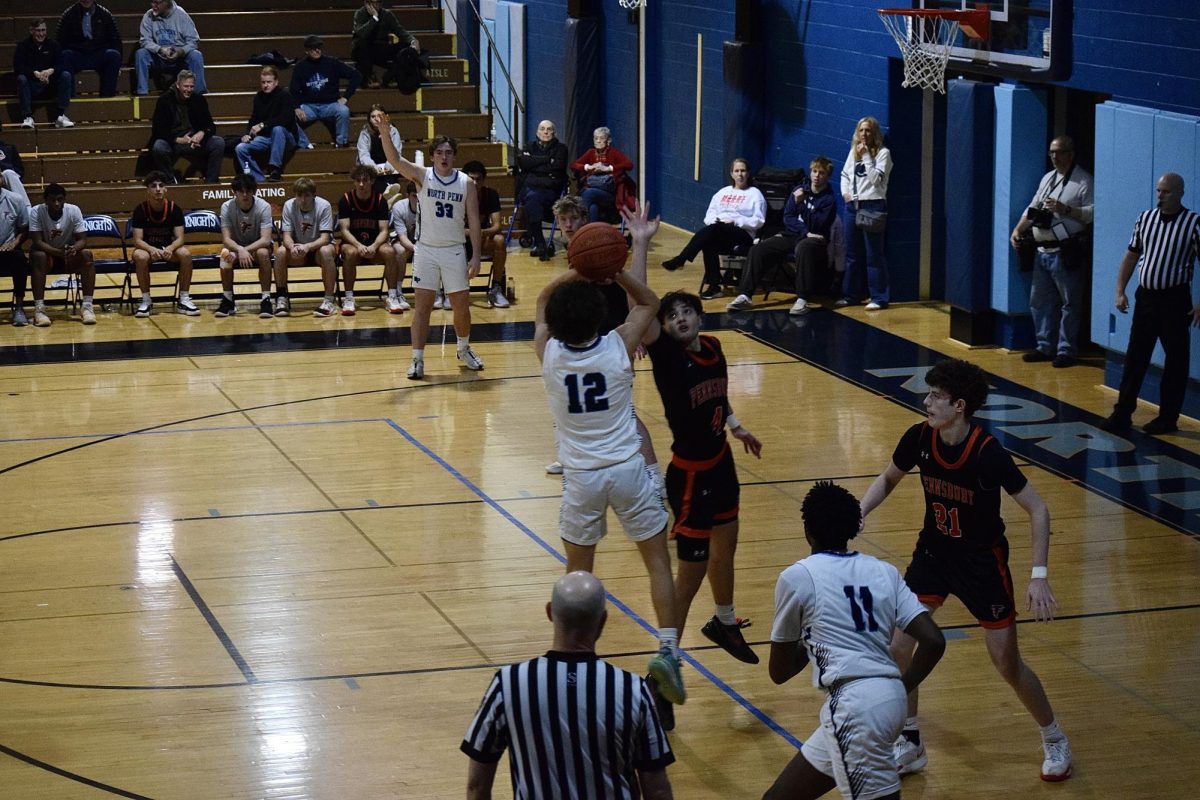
[489,124,497,143]
[414,149,425,168]
[506,276,516,303]
[242,159,252,176]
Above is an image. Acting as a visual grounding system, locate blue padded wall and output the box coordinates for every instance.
[991,85,1048,316]
[944,79,995,313]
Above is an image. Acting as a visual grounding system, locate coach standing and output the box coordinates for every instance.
[1101,173,1200,436]
[462,571,675,800]
[1010,136,1093,368]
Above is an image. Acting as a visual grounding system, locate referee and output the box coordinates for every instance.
[462,571,675,800]
[1102,172,1200,436]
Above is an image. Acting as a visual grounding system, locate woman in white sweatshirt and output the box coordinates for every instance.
[838,116,892,310]
[661,158,766,299]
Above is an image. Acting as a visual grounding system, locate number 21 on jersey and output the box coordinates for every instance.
[565,372,609,413]
[931,501,962,537]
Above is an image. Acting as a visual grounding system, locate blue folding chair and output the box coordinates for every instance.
[81,214,131,311]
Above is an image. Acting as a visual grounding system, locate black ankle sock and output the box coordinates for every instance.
[902,729,921,745]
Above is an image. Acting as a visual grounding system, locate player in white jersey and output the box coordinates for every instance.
[765,481,945,800]
[276,177,336,318]
[534,266,686,709]
[28,183,96,326]
[375,124,483,379]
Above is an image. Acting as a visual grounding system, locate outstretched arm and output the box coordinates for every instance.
[1011,482,1058,622]
[620,202,662,344]
[860,462,907,522]
[376,115,425,184]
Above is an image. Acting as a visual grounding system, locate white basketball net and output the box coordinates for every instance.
[618,0,647,8]
[878,12,961,94]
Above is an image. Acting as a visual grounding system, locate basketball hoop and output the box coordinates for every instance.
[618,0,646,8]
[877,7,990,93]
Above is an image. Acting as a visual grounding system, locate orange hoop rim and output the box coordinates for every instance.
[876,7,990,40]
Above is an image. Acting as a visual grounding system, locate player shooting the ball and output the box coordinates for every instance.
[534,207,688,710]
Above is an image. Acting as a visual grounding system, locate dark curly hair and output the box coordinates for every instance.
[925,359,989,417]
[801,480,862,551]
[656,291,703,323]
[546,281,606,345]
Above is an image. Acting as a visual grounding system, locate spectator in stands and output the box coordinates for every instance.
[462,160,510,309]
[0,138,30,206]
[291,35,361,150]
[277,177,336,319]
[338,164,404,316]
[148,70,223,184]
[351,0,420,88]
[56,0,122,99]
[839,115,892,310]
[235,66,298,183]
[28,183,95,326]
[359,104,405,197]
[727,156,837,315]
[571,126,634,223]
[129,170,199,318]
[0,182,31,327]
[517,119,568,261]
[388,180,419,298]
[14,18,74,129]
[661,157,766,300]
[135,0,207,96]
[216,174,274,319]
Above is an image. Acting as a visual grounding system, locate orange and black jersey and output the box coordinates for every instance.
[130,199,183,250]
[892,421,1027,552]
[647,333,731,461]
[338,190,388,245]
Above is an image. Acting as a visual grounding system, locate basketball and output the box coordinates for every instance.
[568,223,628,281]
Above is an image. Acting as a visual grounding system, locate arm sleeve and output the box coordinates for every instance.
[317,201,334,234]
[632,678,676,770]
[860,147,892,195]
[702,189,723,226]
[1127,214,1143,254]
[194,95,217,136]
[459,672,508,764]
[1075,173,1094,225]
[570,148,594,175]
[356,129,373,167]
[741,188,767,232]
[808,193,836,237]
[609,147,634,174]
[341,60,363,98]
[139,14,156,53]
[840,150,855,197]
[890,423,923,472]
[149,95,171,141]
[783,190,805,236]
[280,201,294,233]
[177,12,199,55]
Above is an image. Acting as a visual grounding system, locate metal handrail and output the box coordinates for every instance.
[437,0,525,157]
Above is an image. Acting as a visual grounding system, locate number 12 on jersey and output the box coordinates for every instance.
[565,372,609,413]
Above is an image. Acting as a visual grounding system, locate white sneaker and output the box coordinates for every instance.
[395,294,410,311]
[894,736,927,776]
[313,299,337,317]
[488,285,510,308]
[33,308,51,327]
[385,295,404,314]
[457,346,484,371]
[433,289,447,310]
[1040,737,1072,782]
[274,296,290,317]
[21,116,34,129]
[788,297,808,315]
[135,300,153,318]
[341,297,356,316]
[726,294,753,311]
[176,297,201,316]
[55,114,75,128]
[81,305,97,325]
[545,460,564,475]
[865,301,883,310]
[407,358,425,380]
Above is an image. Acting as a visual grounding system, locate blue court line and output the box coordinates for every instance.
[383,418,804,750]
[0,416,385,446]
[170,556,257,685]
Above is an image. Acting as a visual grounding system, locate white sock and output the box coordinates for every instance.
[82,295,93,306]
[179,291,192,302]
[1040,719,1064,742]
[412,348,424,361]
[323,294,334,304]
[141,292,152,304]
[715,604,736,625]
[34,300,45,311]
[658,628,679,654]
[388,288,398,299]
[261,291,270,300]
[456,336,470,350]
[223,290,234,301]
[344,290,355,300]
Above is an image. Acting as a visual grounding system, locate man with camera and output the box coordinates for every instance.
[1009,136,1094,368]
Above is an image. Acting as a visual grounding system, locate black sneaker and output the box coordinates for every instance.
[662,255,686,271]
[645,674,675,732]
[259,298,274,318]
[1022,350,1052,363]
[215,297,237,317]
[1142,416,1178,435]
[266,167,282,182]
[1099,413,1132,433]
[699,284,723,300]
[1051,354,1076,369]
[701,616,759,664]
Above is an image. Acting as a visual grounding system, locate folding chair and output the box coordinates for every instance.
[80,214,130,312]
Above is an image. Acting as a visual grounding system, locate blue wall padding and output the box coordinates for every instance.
[563,17,602,161]
[722,42,766,174]
[1092,101,1200,386]
[455,0,480,86]
[991,84,1048,315]
[944,79,995,312]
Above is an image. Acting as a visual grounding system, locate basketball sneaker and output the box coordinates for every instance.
[341,297,356,316]
[433,289,447,310]
[313,299,337,318]
[894,735,927,775]
[33,308,51,327]
[407,358,425,380]
[645,674,675,732]
[647,647,686,705]
[488,285,510,308]
[726,294,753,311]
[259,298,274,318]
[545,461,563,475]
[458,346,484,371]
[135,300,153,319]
[275,296,291,317]
[80,304,96,325]
[177,298,201,316]
[701,616,759,664]
[1040,737,1072,782]
[215,297,237,317]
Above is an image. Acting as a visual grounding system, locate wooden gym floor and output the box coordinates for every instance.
[1,226,1198,799]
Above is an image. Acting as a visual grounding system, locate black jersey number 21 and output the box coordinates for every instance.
[565,373,609,413]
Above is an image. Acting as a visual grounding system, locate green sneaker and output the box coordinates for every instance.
[647,648,686,705]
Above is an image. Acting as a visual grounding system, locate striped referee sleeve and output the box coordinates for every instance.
[461,671,510,763]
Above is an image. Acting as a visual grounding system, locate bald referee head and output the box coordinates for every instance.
[548,570,608,649]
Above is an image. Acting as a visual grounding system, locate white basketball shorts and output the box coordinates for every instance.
[413,242,469,294]
[560,454,669,546]
[801,676,906,800]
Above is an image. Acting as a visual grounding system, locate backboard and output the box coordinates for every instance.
[914,0,1071,81]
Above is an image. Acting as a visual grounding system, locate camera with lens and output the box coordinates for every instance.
[1025,204,1055,228]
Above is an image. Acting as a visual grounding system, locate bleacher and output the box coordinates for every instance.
[1,0,515,307]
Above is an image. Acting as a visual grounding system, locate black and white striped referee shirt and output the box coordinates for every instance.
[1127,206,1200,290]
[461,651,674,800]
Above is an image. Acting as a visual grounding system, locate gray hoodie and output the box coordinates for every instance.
[139,0,200,56]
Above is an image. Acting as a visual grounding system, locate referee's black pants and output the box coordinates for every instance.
[1115,284,1192,423]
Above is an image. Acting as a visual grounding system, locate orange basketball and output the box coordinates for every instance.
[567,223,628,281]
